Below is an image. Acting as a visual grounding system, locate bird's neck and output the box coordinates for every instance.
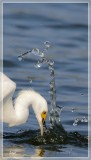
[14,90,37,117]
[5,90,39,127]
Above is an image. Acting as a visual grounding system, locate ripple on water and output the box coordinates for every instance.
[3,124,88,148]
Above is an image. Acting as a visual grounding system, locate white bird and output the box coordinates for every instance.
[0,72,48,136]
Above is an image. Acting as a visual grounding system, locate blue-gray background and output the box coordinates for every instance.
[3,3,88,158]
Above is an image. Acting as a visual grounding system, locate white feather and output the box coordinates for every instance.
[0,72,48,135]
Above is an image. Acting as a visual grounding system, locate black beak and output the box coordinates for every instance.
[42,118,47,129]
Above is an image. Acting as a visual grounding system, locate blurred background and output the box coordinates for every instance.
[3,3,88,158]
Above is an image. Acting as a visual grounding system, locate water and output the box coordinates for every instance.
[2,3,88,158]
[18,41,61,127]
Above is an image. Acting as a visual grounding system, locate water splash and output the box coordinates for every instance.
[3,128,88,147]
[18,41,60,127]
[31,48,44,58]
[73,118,79,126]
[73,117,88,126]
[81,117,88,123]
[18,42,88,129]
[71,107,78,112]
[49,108,62,127]
[43,41,51,52]
[44,41,51,49]
[18,56,23,61]
[18,50,32,61]
[34,59,45,68]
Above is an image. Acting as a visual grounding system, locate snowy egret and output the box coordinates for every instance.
[0,72,48,136]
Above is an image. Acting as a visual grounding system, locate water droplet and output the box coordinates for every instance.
[81,117,88,123]
[34,61,42,68]
[50,81,54,85]
[48,60,54,66]
[31,48,40,56]
[50,76,55,82]
[73,122,77,126]
[48,91,53,95]
[50,83,54,89]
[73,118,79,126]
[48,65,54,71]
[18,56,23,61]
[60,106,64,112]
[34,64,40,68]
[84,118,88,122]
[44,41,51,48]
[31,48,44,58]
[39,51,44,58]
[71,107,78,112]
[71,108,74,112]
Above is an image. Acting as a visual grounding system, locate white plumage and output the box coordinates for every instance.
[0,72,48,136]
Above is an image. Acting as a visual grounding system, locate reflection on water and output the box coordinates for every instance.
[3,146,25,157]
[3,145,45,158]
[3,123,88,157]
[4,146,43,158]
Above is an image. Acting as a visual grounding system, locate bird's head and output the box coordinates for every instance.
[34,97,48,136]
[40,110,47,136]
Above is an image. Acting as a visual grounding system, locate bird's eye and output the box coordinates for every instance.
[43,111,46,115]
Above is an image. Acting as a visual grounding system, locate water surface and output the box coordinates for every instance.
[3,3,88,158]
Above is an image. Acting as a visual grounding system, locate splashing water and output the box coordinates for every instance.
[18,41,62,127]
[44,41,51,49]
[71,107,78,112]
[3,128,88,147]
[18,42,88,130]
[73,117,88,126]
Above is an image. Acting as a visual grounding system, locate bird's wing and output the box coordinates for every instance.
[0,72,16,102]
[0,72,16,123]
